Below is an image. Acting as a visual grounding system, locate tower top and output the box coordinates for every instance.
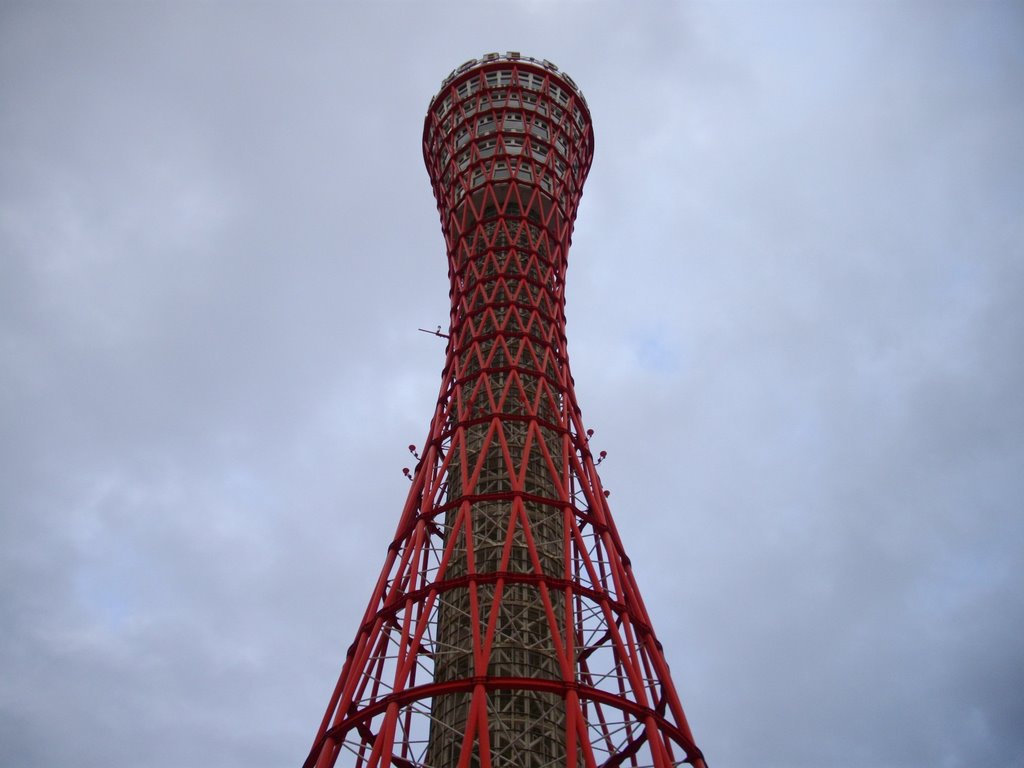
[428,52,590,111]
[423,52,594,233]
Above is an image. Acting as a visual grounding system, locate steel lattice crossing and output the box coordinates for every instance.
[303,52,707,768]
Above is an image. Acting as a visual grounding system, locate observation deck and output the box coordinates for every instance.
[423,52,594,236]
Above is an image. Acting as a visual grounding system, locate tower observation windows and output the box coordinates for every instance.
[485,69,513,87]
[503,112,524,132]
[480,138,497,156]
[521,92,546,116]
[547,83,570,106]
[518,71,545,91]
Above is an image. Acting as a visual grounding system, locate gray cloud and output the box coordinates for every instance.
[1,2,1022,767]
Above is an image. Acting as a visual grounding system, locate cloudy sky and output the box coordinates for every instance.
[2,2,1022,766]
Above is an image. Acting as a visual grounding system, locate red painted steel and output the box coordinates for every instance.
[304,53,707,768]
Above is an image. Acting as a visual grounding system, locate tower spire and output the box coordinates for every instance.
[304,52,706,768]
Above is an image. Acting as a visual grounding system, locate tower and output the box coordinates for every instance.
[304,53,707,768]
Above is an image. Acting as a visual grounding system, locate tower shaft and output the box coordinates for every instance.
[304,53,706,768]
[426,186,570,768]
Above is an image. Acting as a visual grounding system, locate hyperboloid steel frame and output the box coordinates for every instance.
[304,52,707,768]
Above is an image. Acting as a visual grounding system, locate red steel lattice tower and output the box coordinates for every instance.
[304,53,707,768]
